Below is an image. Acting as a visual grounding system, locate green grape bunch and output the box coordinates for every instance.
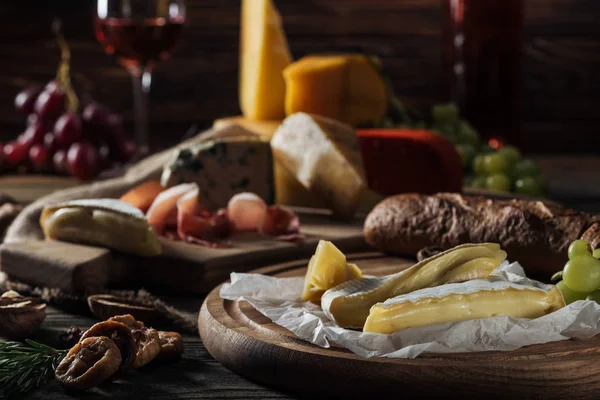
[428,103,548,197]
[555,239,600,304]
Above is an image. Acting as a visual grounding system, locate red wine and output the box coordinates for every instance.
[95,17,184,69]
[441,0,524,145]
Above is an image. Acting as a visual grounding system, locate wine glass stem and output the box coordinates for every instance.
[131,67,152,156]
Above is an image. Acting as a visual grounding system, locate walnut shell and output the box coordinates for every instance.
[87,295,161,324]
[0,291,46,339]
[55,336,122,391]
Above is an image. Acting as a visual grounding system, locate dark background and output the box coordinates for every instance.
[1,0,599,153]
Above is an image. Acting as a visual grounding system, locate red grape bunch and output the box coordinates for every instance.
[0,20,136,181]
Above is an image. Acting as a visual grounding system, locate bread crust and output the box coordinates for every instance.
[364,193,600,278]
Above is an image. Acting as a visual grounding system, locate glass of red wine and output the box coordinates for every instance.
[95,0,186,156]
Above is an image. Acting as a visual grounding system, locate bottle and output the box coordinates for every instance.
[442,0,525,146]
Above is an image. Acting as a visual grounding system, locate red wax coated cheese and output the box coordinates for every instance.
[357,129,463,195]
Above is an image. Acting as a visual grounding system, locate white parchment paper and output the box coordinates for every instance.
[219,262,600,359]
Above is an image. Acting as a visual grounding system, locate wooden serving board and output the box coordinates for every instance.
[199,253,600,399]
[0,208,367,295]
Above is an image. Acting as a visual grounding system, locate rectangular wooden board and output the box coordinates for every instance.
[0,208,367,294]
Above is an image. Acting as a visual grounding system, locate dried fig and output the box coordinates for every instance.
[0,290,46,339]
[87,295,161,324]
[109,314,161,368]
[55,336,122,391]
[80,320,137,369]
[157,331,184,360]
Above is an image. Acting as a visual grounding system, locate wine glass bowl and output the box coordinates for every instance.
[95,0,186,156]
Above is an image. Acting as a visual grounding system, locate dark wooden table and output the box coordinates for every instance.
[6,155,600,399]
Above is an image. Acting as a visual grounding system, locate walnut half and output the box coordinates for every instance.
[0,290,46,339]
[55,336,122,391]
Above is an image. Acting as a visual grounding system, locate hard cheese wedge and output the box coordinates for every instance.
[271,112,367,219]
[161,134,274,211]
[283,54,387,126]
[40,199,161,257]
[302,240,363,302]
[212,116,325,207]
[321,243,507,328]
[363,279,565,334]
[240,0,292,120]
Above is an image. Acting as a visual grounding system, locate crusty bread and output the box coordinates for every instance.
[364,193,600,278]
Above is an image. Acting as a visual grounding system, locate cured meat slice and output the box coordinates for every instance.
[227,192,267,231]
[146,183,196,234]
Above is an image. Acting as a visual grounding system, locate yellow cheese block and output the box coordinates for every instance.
[363,285,565,334]
[240,0,292,120]
[302,240,363,302]
[271,113,367,219]
[283,54,387,126]
[213,116,281,140]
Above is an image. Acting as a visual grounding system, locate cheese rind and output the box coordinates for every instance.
[283,54,387,126]
[301,240,363,302]
[321,243,507,328]
[240,0,292,120]
[161,136,275,211]
[271,113,366,218]
[363,281,565,334]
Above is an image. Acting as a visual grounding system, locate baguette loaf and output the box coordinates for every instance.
[364,193,600,278]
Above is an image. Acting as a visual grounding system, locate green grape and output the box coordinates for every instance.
[455,144,477,169]
[432,103,459,123]
[471,176,487,189]
[498,145,521,166]
[513,159,541,179]
[472,154,486,176]
[483,153,509,174]
[586,290,600,304]
[594,248,600,259]
[562,254,600,292]
[568,239,592,260]
[556,280,589,305]
[514,176,544,197]
[485,173,511,192]
[456,121,480,147]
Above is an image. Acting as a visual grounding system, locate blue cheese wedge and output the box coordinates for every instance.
[161,136,275,211]
[363,278,565,334]
[40,199,161,257]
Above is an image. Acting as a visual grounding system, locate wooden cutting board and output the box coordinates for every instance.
[199,253,600,399]
[0,208,367,294]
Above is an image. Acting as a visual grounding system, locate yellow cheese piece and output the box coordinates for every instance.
[271,112,367,219]
[321,243,507,328]
[302,240,363,302]
[213,116,281,140]
[363,286,565,334]
[240,0,292,120]
[283,54,387,126]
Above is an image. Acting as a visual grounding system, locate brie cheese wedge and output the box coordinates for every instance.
[40,199,162,257]
[363,279,565,334]
[321,243,506,328]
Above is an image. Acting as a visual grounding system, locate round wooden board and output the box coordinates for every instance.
[199,253,600,399]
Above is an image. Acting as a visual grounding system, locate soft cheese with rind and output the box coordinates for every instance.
[271,113,366,219]
[40,199,162,257]
[363,278,565,334]
[161,136,275,211]
[321,243,507,328]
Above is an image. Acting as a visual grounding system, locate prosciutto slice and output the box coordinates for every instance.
[259,205,301,237]
[227,192,268,231]
[176,186,231,241]
[146,183,196,234]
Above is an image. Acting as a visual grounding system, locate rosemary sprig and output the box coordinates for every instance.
[0,340,67,399]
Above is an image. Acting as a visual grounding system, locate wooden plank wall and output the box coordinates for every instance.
[0,0,598,153]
